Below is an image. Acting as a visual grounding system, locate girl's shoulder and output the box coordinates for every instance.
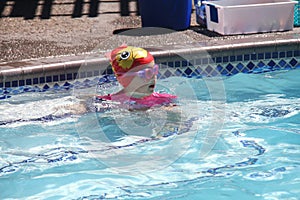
[95,92,177,110]
[134,92,177,107]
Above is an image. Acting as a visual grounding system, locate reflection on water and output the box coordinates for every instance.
[0,70,300,199]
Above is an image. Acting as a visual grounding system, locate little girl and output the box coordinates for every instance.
[96,45,177,110]
[54,45,177,115]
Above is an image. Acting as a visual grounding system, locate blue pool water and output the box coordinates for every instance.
[0,69,300,199]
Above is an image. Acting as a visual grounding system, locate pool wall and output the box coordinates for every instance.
[0,39,299,97]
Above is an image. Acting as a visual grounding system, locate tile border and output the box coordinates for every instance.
[0,39,299,92]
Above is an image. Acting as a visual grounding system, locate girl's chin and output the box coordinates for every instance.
[127,84,155,98]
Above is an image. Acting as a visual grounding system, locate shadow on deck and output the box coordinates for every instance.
[0,0,139,19]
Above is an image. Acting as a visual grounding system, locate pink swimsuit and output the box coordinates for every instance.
[97,92,177,109]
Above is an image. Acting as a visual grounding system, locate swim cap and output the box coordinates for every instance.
[109,45,154,77]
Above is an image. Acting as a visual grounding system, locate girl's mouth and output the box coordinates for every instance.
[148,84,155,89]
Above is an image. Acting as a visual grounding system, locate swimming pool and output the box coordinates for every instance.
[1,64,300,199]
[0,67,300,199]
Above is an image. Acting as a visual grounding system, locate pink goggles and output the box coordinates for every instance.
[120,64,159,79]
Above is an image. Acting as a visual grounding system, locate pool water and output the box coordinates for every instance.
[0,69,300,199]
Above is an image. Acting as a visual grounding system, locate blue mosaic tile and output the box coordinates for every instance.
[182,60,188,67]
[67,73,73,80]
[205,65,213,75]
[265,52,271,59]
[80,72,86,78]
[285,64,294,69]
[210,69,219,76]
[268,60,276,67]
[33,78,39,84]
[160,62,167,67]
[251,53,257,60]
[188,59,194,66]
[164,69,173,78]
[244,54,250,61]
[216,57,222,63]
[60,74,66,81]
[236,63,244,71]
[279,52,286,58]
[247,62,255,71]
[273,65,281,71]
[220,68,229,76]
[258,53,264,60]
[231,67,239,75]
[230,56,236,62]
[202,57,209,65]
[5,82,11,88]
[63,82,71,87]
[12,81,18,87]
[26,79,32,85]
[46,76,52,83]
[222,56,229,63]
[195,66,204,75]
[216,64,223,71]
[87,71,93,77]
[19,80,25,86]
[257,61,265,68]
[191,71,201,77]
[279,60,287,67]
[287,51,293,57]
[53,75,59,82]
[53,83,60,89]
[103,68,113,75]
[174,68,183,76]
[272,52,278,59]
[226,63,234,72]
[285,64,292,70]
[289,58,298,66]
[167,62,174,68]
[241,66,250,73]
[236,55,243,61]
[193,58,200,65]
[40,77,45,84]
[184,67,193,76]
[106,69,112,75]
[43,84,50,90]
[94,70,100,76]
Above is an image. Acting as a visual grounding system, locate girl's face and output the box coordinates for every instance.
[117,62,158,98]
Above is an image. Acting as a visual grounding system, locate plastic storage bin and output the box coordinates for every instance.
[138,0,192,30]
[203,0,297,35]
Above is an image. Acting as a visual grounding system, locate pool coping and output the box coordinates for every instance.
[0,37,299,85]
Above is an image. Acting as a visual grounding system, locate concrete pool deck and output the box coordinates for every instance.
[0,0,300,77]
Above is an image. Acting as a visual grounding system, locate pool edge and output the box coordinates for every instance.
[1,38,299,88]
